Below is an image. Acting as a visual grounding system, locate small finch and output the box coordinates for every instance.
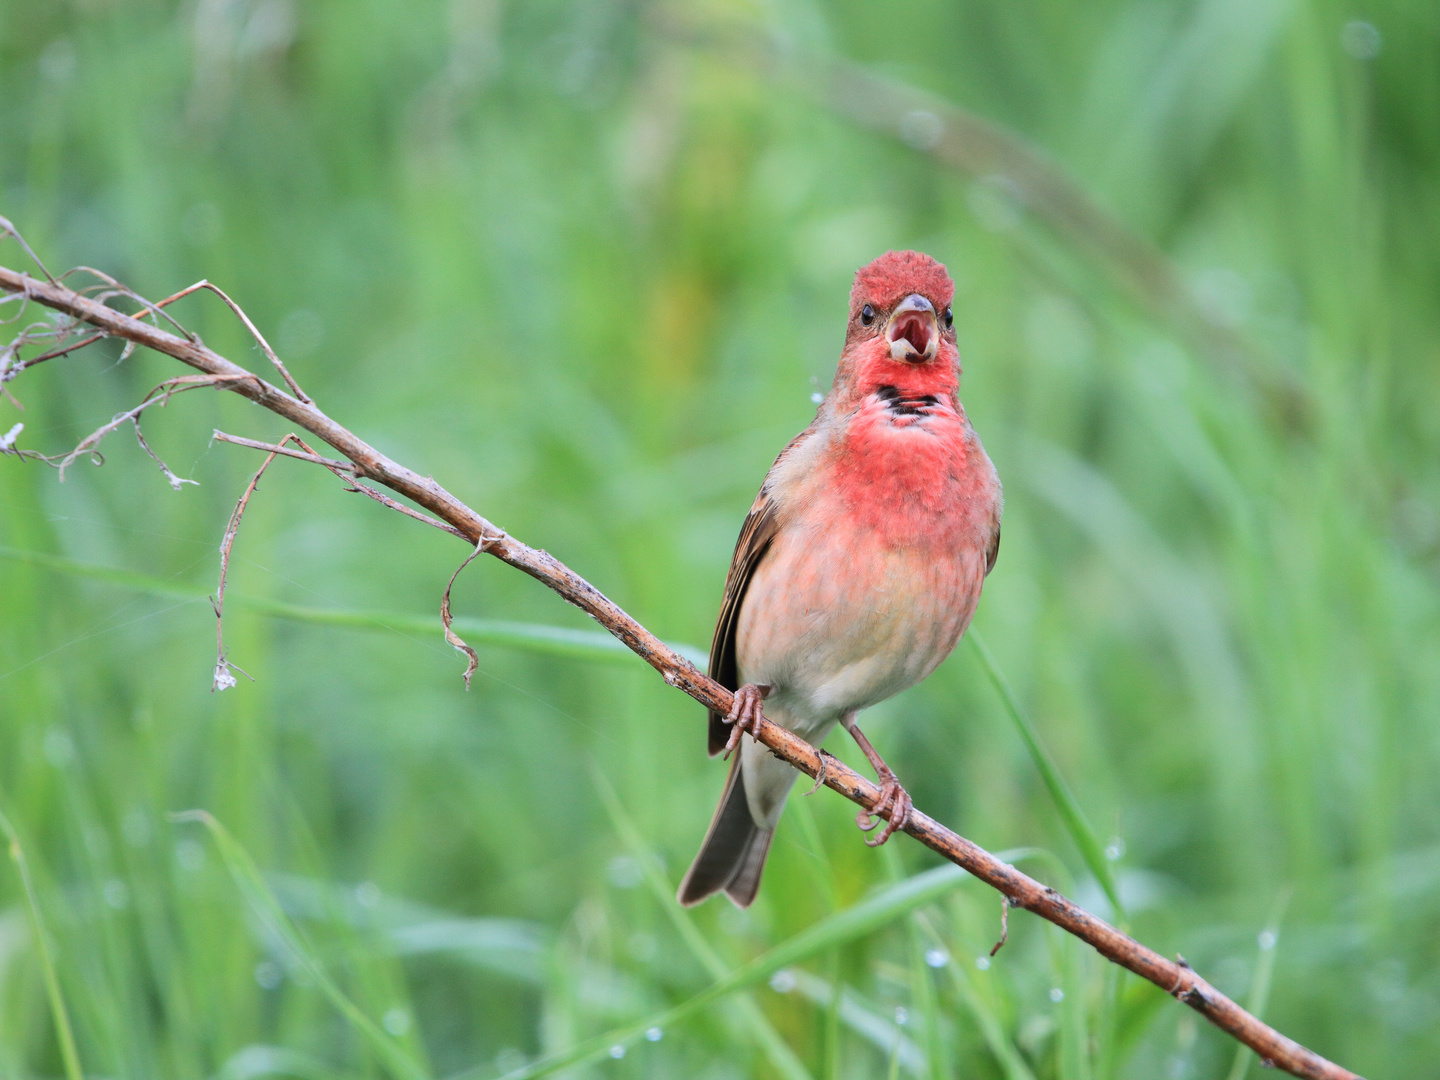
[678,250,1003,908]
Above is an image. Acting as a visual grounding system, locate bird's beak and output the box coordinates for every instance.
[887,294,938,363]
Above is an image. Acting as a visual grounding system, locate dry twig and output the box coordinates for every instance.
[208,429,474,688]
[0,215,56,283]
[441,538,488,689]
[211,435,314,690]
[0,234,1362,1080]
[213,429,468,539]
[990,895,1010,957]
[212,430,354,472]
[150,278,311,402]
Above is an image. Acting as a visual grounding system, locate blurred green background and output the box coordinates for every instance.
[2,1,1438,1077]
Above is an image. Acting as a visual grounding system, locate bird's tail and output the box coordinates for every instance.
[677,755,773,908]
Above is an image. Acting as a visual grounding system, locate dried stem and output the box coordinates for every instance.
[63,267,197,341]
[990,895,1010,957]
[1,311,102,401]
[211,436,308,691]
[4,332,104,377]
[132,417,198,492]
[211,430,369,690]
[212,430,354,472]
[57,372,247,480]
[155,279,311,402]
[214,429,467,539]
[0,216,57,284]
[342,479,469,539]
[0,248,1362,1080]
[441,537,489,689]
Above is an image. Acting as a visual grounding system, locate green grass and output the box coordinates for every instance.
[3,1,1440,1078]
[0,810,83,1080]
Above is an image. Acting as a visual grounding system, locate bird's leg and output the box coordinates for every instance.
[843,716,913,847]
[721,683,772,760]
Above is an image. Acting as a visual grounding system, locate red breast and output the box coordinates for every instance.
[815,251,995,553]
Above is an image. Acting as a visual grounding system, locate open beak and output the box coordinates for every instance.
[887,294,938,363]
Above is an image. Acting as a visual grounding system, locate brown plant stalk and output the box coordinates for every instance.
[0,253,1362,1080]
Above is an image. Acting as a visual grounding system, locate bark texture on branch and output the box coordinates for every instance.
[0,263,1361,1080]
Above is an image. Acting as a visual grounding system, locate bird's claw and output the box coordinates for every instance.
[856,772,912,846]
[722,683,770,760]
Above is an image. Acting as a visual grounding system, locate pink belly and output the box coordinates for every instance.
[735,500,986,726]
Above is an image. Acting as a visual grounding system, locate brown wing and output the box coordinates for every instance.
[705,426,816,755]
[985,523,1001,576]
[705,491,780,755]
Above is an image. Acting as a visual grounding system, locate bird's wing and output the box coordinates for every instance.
[705,427,814,755]
[985,522,1001,576]
[706,491,780,755]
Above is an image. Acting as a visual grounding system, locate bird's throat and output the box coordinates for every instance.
[828,390,980,549]
[874,384,940,418]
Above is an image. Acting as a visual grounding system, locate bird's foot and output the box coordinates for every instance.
[721,683,771,760]
[856,769,912,847]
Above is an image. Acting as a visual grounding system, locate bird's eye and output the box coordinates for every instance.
[860,304,875,327]
[943,306,953,329]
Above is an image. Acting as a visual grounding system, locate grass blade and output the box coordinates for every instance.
[0,809,84,1080]
[591,770,814,1080]
[471,863,975,1080]
[788,798,845,1078]
[269,873,549,984]
[881,846,943,1080]
[786,970,925,1076]
[172,811,429,1080]
[1225,891,1291,1080]
[0,546,708,667]
[968,631,1124,918]
[911,910,1037,1080]
[217,1043,359,1080]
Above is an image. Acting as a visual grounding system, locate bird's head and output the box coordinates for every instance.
[832,251,958,403]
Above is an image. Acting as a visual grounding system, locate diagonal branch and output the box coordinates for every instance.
[0,256,1361,1080]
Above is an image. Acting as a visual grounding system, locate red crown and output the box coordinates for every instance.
[850,250,954,315]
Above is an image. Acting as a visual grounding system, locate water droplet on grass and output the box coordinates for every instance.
[1342,20,1381,60]
[605,855,642,888]
[355,881,381,908]
[43,728,75,767]
[769,969,796,993]
[175,839,206,872]
[899,109,944,151]
[383,1008,411,1036]
[254,961,282,990]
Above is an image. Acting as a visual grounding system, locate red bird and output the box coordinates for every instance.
[678,250,1003,908]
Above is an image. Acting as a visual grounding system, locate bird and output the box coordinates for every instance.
[677,250,1003,908]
